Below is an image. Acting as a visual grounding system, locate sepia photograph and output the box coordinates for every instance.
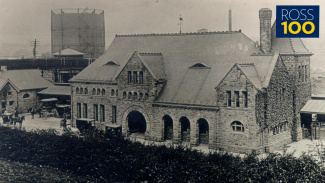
[0,0,324,182]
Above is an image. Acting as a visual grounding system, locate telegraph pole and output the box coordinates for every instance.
[178,15,183,33]
[30,39,40,58]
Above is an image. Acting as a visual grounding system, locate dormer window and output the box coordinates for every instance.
[189,63,210,69]
[104,61,119,66]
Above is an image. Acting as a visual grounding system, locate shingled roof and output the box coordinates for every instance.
[0,70,53,90]
[70,31,269,105]
[271,21,310,54]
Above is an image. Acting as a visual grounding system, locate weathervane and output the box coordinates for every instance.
[178,15,183,33]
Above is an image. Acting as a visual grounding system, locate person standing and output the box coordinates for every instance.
[31,108,35,119]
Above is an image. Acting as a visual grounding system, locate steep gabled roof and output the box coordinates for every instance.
[0,79,20,92]
[70,31,263,105]
[0,70,53,90]
[237,63,263,90]
[139,53,165,80]
[271,21,310,54]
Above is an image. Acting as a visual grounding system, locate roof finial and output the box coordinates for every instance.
[178,15,183,33]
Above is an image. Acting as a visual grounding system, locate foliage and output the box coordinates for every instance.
[0,126,323,182]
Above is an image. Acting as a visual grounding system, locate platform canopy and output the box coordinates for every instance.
[300,100,325,115]
[41,98,58,102]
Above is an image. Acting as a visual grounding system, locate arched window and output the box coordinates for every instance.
[102,89,105,95]
[231,121,244,132]
[76,87,79,94]
[80,88,83,94]
[97,88,100,95]
[139,93,143,100]
[144,93,149,100]
[128,92,132,99]
[123,92,127,99]
[85,88,88,94]
[111,89,115,96]
[92,88,96,95]
[23,93,30,99]
[134,92,138,100]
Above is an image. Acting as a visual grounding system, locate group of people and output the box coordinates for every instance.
[1,107,24,129]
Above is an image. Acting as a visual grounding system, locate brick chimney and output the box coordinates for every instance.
[259,8,272,54]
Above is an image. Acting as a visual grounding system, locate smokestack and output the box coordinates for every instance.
[259,8,272,54]
[229,10,232,31]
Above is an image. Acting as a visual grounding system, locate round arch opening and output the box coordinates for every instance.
[127,111,146,135]
[180,117,190,142]
[198,118,209,144]
[163,115,173,140]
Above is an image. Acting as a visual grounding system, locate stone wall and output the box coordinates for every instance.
[0,83,18,114]
[216,65,261,153]
[17,90,42,113]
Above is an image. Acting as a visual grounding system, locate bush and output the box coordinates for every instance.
[0,126,323,182]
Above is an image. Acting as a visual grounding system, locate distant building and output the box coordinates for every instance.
[69,8,312,153]
[0,70,53,113]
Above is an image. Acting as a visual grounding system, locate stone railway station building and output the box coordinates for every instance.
[69,8,312,153]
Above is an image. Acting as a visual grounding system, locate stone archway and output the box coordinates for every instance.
[121,105,150,138]
[198,118,209,144]
[180,116,190,142]
[163,115,173,140]
[127,111,146,134]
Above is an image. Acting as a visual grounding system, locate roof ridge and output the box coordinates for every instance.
[116,30,242,37]
[289,38,296,53]
[139,53,162,55]
[299,38,309,52]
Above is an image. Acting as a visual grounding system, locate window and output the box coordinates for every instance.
[111,89,115,97]
[77,103,81,118]
[1,102,5,109]
[123,92,127,99]
[23,93,30,99]
[128,71,132,83]
[305,65,308,80]
[92,88,96,95]
[100,105,105,122]
[231,121,244,132]
[139,93,143,100]
[102,89,105,95]
[144,93,149,100]
[7,92,12,96]
[235,91,240,107]
[85,88,88,94]
[112,106,117,123]
[83,103,88,118]
[128,92,132,99]
[133,71,138,84]
[116,89,118,97]
[134,92,138,100]
[76,87,79,94]
[93,104,98,121]
[9,101,14,106]
[227,91,231,107]
[139,71,144,84]
[243,91,248,108]
[80,88,84,94]
[97,89,100,95]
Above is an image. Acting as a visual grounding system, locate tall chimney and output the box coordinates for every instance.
[259,8,272,54]
[229,10,232,31]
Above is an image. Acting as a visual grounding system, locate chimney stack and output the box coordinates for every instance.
[259,8,272,54]
[229,10,232,31]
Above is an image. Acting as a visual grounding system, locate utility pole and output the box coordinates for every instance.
[178,15,183,33]
[30,39,40,58]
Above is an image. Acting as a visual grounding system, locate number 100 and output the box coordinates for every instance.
[281,21,315,34]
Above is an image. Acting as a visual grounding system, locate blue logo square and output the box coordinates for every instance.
[276,5,319,38]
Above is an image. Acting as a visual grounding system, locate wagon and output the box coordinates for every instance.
[2,112,13,124]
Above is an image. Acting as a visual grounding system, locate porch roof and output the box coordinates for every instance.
[300,100,325,115]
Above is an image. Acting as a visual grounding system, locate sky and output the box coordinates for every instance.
[0,0,324,66]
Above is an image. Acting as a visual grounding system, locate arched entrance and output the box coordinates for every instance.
[163,115,173,140]
[180,117,190,142]
[198,118,209,144]
[127,111,146,135]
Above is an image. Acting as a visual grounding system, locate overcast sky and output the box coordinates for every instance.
[0,0,324,60]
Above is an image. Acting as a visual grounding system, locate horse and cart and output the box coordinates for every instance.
[2,112,25,129]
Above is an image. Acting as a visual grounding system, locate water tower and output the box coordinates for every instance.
[51,8,105,59]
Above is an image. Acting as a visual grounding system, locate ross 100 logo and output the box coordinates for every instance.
[276,5,319,38]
